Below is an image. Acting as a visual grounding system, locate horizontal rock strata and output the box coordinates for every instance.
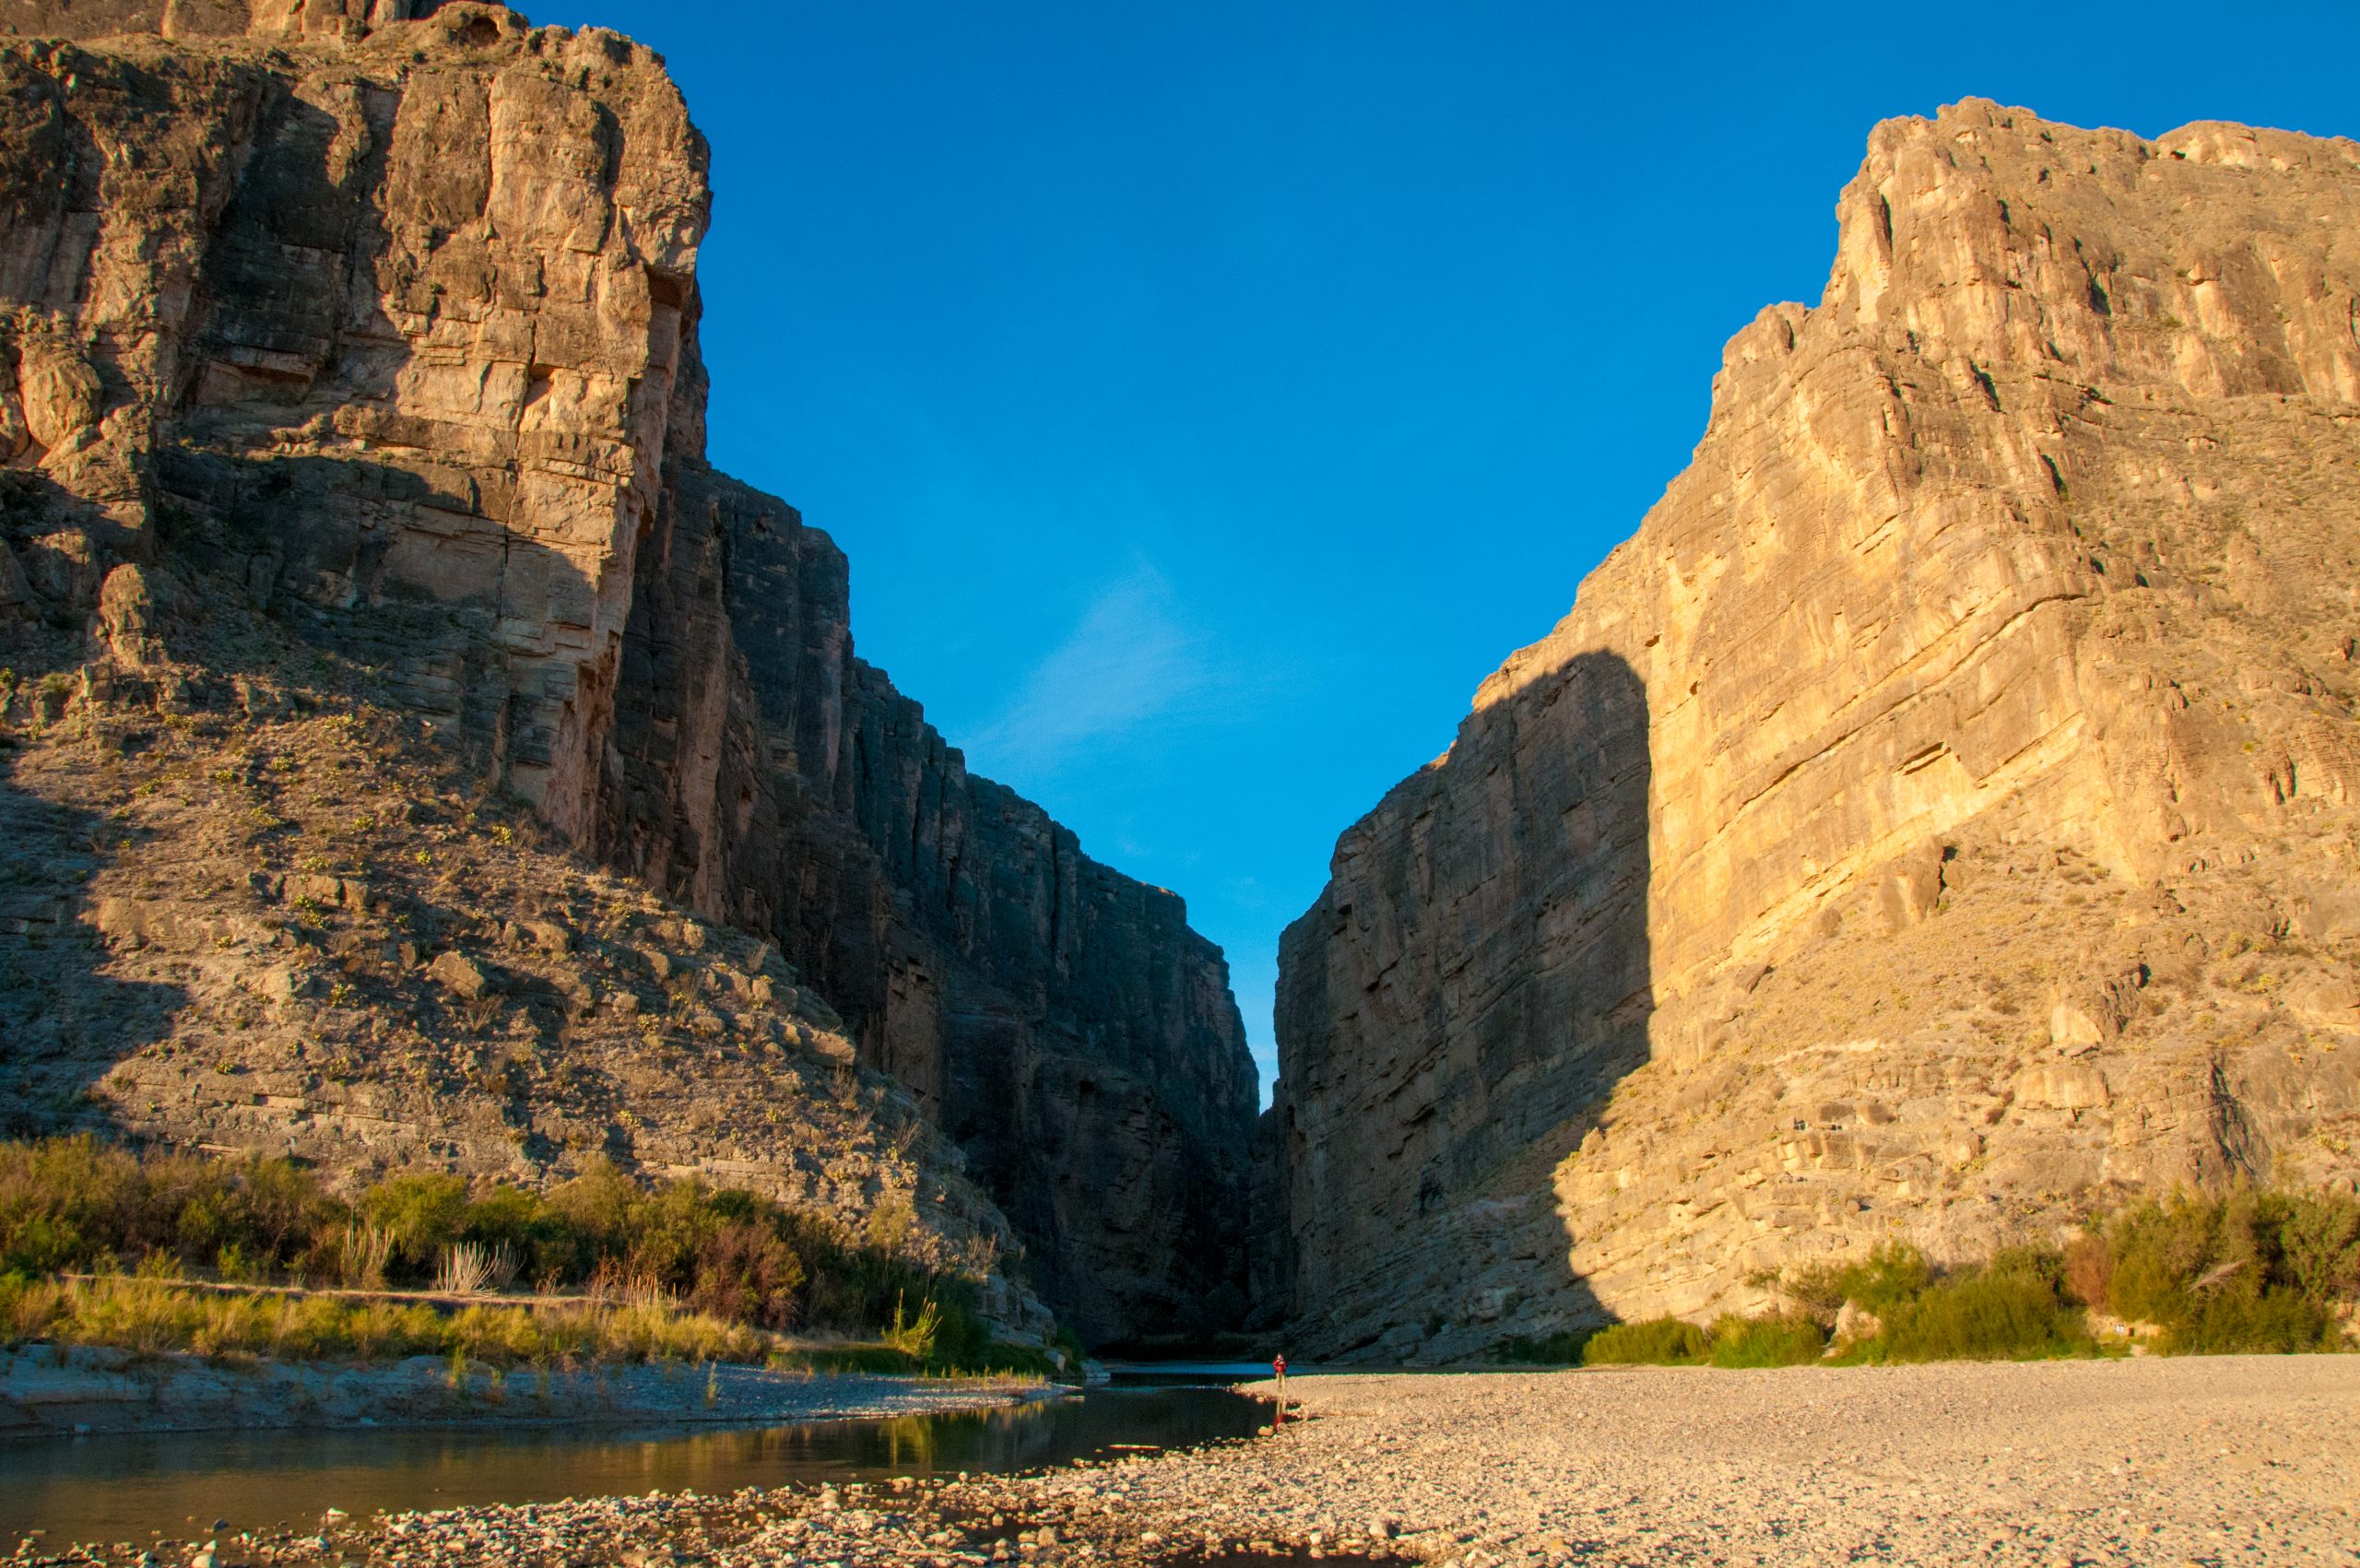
[1268,100,2360,1359]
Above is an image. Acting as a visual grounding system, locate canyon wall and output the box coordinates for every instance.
[0,1,1253,1343]
[1268,100,2360,1360]
[596,461,1257,1342]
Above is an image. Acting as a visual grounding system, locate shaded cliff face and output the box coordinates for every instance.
[595,463,1258,1343]
[1261,653,1650,1353]
[0,1,1254,1343]
[1269,100,2360,1361]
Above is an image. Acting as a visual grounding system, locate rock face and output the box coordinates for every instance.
[0,1,1253,1343]
[595,466,1257,1343]
[0,687,1052,1331]
[1267,100,2360,1360]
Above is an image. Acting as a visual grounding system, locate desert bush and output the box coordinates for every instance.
[687,1221,806,1330]
[541,1159,641,1258]
[1707,1313,1826,1367]
[2280,1193,2360,1302]
[361,1173,468,1273]
[1583,1316,1708,1366]
[0,1137,1040,1370]
[1868,1249,2091,1362]
[454,1185,549,1267]
[0,1136,339,1278]
[0,1272,757,1366]
[2061,1233,2112,1309]
[1493,1327,1595,1364]
[2171,1286,2336,1354]
[2103,1188,2349,1353]
[1558,1312,1824,1369]
[434,1241,513,1296]
[334,1221,394,1289]
[1781,1243,1932,1326]
[1772,1192,2360,1362]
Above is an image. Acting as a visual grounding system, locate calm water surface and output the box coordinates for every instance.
[0,1383,1270,1544]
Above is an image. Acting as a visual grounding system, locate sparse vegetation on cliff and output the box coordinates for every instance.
[0,1136,1055,1374]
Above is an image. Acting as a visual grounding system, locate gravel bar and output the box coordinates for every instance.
[0,1347,1053,1436]
[16,1357,2357,1567]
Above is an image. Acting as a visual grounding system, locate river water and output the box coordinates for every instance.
[0,1376,1278,1545]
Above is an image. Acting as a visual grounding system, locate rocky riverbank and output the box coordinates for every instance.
[0,1346,1050,1437]
[13,1359,2357,1566]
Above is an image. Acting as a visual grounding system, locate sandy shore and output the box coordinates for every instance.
[0,1345,1046,1436]
[16,1357,2360,1566]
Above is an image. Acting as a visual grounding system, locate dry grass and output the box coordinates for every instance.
[0,1136,1045,1371]
[0,1271,773,1366]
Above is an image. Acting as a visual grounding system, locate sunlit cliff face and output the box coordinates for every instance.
[1268,100,2360,1360]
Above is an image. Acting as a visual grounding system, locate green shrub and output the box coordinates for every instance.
[1842,1243,1935,1313]
[1783,1243,1931,1324]
[1870,1250,2091,1362]
[0,1137,1046,1366]
[362,1173,469,1273]
[1774,1193,2360,1364]
[0,1136,339,1278]
[1583,1316,1708,1366]
[0,1272,764,1366]
[457,1185,549,1261]
[2171,1286,2337,1354]
[1493,1327,1595,1364]
[2104,1187,2354,1353]
[1708,1313,1826,1367]
[2280,1193,2360,1302]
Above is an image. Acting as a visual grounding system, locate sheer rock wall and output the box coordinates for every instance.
[595,461,1257,1342]
[1268,100,2360,1361]
[0,0,1253,1343]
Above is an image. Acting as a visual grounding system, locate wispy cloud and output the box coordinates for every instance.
[966,563,1218,782]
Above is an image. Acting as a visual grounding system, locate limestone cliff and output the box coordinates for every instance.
[0,0,1253,1343]
[1267,100,2360,1360]
[595,464,1257,1343]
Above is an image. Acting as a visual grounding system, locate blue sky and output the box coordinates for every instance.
[549,0,2357,1098]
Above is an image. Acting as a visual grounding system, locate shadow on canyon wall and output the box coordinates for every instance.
[600,462,1260,1348]
[0,442,608,1159]
[0,738,188,1138]
[1258,647,1655,1360]
[1,32,1268,1348]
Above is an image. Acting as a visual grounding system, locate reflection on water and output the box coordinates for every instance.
[0,1385,1267,1544]
[1103,1362,1283,1385]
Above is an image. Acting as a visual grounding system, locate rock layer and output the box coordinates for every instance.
[0,2,1253,1342]
[1268,100,2360,1359]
